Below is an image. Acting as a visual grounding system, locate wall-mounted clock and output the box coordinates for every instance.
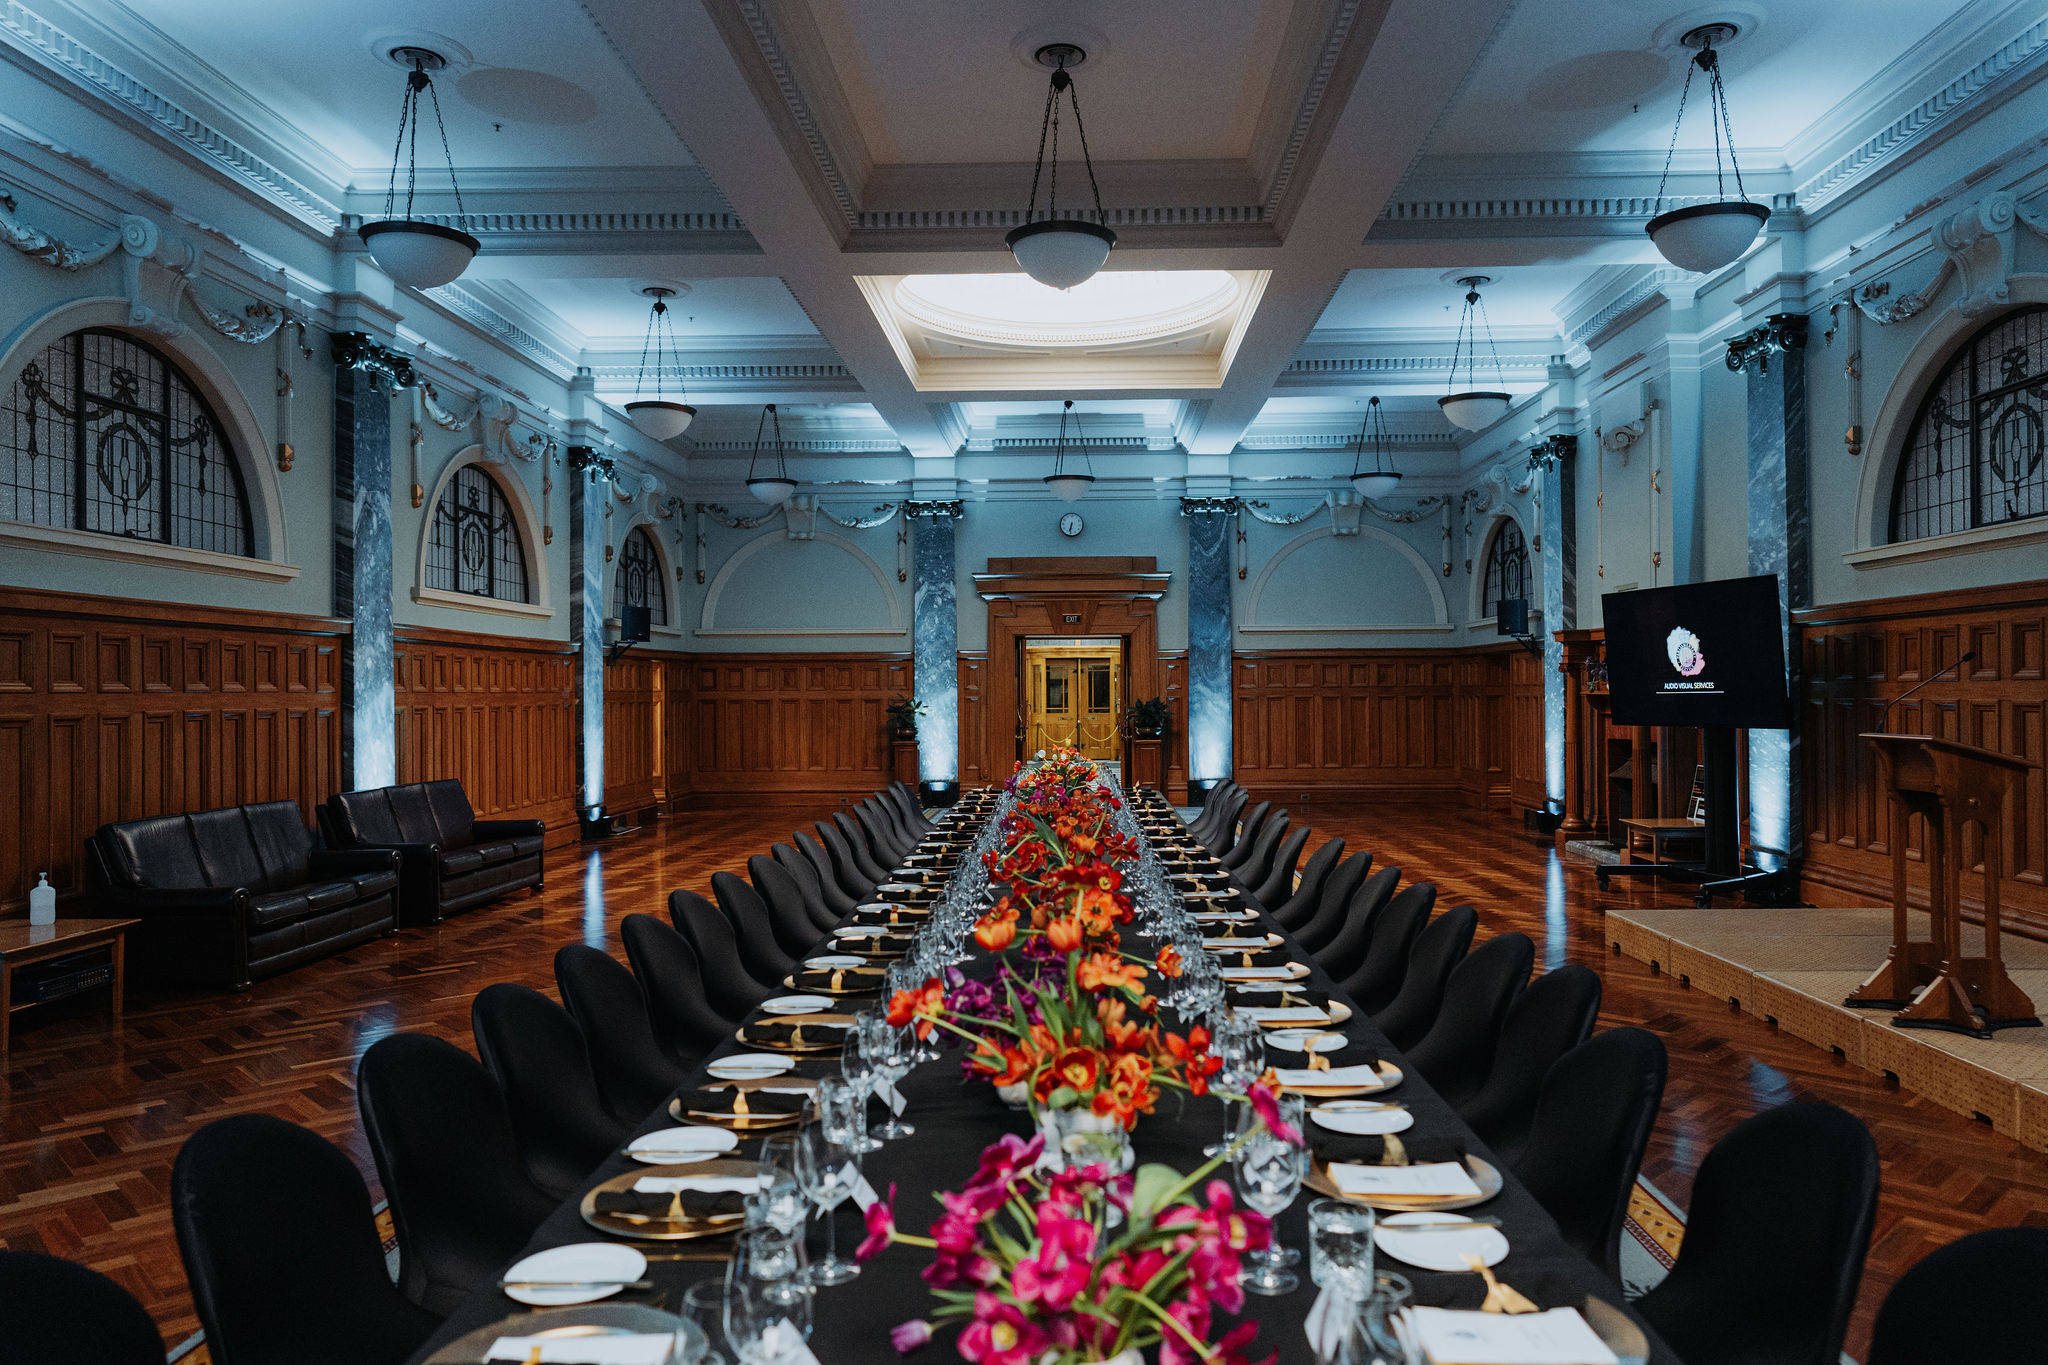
[1058,512,1085,538]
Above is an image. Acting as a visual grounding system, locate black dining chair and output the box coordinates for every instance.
[1184,784,1225,844]
[854,800,910,868]
[1404,931,1534,1105]
[886,782,935,838]
[1269,836,1344,930]
[831,811,893,885]
[555,942,689,1122]
[357,1032,560,1316]
[1456,963,1603,1161]
[750,854,829,957]
[1370,904,1476,1051]
[0,1250,166,1365]
[1635,1101,1879,1365]
[711,870,803,985]
[814,821,881,899]
[1514,1026,1667,1283]
[1196,787,1249,856]
[1217,801,1273,871]
[793,831,862,919]
[774,840,849,932]
[172,1114,443,1365]
[471,982,631,1199]
[1226,812,1290,889]
[670,888,777,1018]
[870,792,921,857]
[1868,1226,2048,1365]
[1291,850,1374,950]
[1247,823,1311,910]
[1322,879,1430,992]
[623,911,737,1063]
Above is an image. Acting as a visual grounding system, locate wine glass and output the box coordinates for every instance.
[864,1016,917,1140]
[793,1119,862,1285]
[1236,1124,1307,1295]
[752,1135,807,1236]
[838,1017,884,1153]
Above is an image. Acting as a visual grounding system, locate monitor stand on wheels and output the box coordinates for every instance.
[1595,727,1793,906]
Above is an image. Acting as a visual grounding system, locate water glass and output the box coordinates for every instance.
[1308,1197,1376,1295]
[793,1119,862,1285]
[1319,1272,1418,1365]
[733,1224,810,1313]
[863,1016,917,1140]
[750,1135,806,1236]
[814,1075,865,1146]
[722,1259,791,1365]
[682,1279,732,1365]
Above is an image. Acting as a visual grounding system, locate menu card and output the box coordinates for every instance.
[1410,1308,1620,1365]
[1327,1160,1479,1199]
[1220,965,1301,981]
[1240,1005,1330,1025]
[1274,1063,1384,1089]
[484,1335,676,1363]
[634,1174,762,1195]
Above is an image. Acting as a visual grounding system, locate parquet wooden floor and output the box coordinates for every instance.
[2,794,2042,1358]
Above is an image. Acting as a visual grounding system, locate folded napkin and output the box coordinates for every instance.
[485,1335,677,1364]
[591,1185,750,1221]
[1311,1130,1462,1166]
[1408,1267,1592,1312]
[792,966,883,992]
[1220,964,1307,981]
[1209,945,1294,968]
[744,1018,849,1047]
[677,1086,807,1116]
[1271,1038,1380,1069]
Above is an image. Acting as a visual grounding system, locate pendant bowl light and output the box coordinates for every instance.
[1042,399,1096,502]
[624,285,697,442]
[1005,44,1117,291]
[1350,396,1404,500]
[1645,25,1770,274]
[1438,276,1512,433]
[746,403,798,506]
[358,49,479,289]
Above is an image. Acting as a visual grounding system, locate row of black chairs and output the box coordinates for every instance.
[1182,782,1911,1365]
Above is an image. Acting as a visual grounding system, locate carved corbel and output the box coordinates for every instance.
[784,494,819,541]
[1841,191,2048,328]
[1327,491,1364,538]
[1600,417,1646,464]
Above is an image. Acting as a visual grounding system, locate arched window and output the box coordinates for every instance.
[1891,305,2048,542]
[1,328,251,555]
[426,463,529,602]
[615,525,667,626]
[1482,518,1528,612]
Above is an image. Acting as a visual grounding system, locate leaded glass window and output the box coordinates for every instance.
[1482,518,1528,612]
[1891,306,2048,541]
[615,525,667,625]
[1,329,251,555]
[426,463,529,602]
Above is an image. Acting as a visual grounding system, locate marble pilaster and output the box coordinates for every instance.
[1539,440,1577,809]
[330,337,403,790]
[569,449,610,814]
[1181,500,1235,786]
[908,504,960,789]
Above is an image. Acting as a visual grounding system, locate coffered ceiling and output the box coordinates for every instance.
[6,0,2041,470]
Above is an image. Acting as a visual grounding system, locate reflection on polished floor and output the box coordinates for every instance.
[2,797,2043,1355]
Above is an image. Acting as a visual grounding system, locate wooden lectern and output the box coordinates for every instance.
[1845,733,2039,1034]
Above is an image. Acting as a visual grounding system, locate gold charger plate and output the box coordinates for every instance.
[1281,1059,1406,1098]
[667,1093,804,1131]
[423,1305,697,1363]
[579,1159,758,1242]
[1305,1152,1502,1213]
[787,967,885,996]
[738,1014,853,1053]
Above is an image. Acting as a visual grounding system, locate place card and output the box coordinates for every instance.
[1328,1160,1479,1200]
[634,1174,763,1195]
[485,1335,675,1363]
[1275,1062,1385,1089]
[1409,1307,1619,1365]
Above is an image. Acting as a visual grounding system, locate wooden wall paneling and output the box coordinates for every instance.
[0,588,346,910]
[392,627,580,848]
[661,656,693,811]
[674,653,912,803]
[1508,646,1546,810]
[1797,583,2048,937]
[1160,650,1188,802]
[957,653,987,789]
[603,656,661,818]
[1232,650,1463,796]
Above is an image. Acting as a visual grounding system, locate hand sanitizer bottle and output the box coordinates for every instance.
[29,873,56,926]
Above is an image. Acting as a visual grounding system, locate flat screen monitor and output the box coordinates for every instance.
[1602,575,1789,730]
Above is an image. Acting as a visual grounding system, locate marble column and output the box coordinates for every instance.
[1180,499,1236,788]
[1537,437,1577,812]
[906,503,961,795]
[568,448,610,817]
[330,334,407,791]
[1729,314,1810,869]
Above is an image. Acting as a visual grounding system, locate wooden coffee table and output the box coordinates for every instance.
[0,916,139,1055]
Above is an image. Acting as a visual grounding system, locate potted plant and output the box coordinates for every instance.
[1126,697,1169,740]
[888,695,928,739]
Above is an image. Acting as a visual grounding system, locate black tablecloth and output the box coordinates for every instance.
[410,808,1678,1364]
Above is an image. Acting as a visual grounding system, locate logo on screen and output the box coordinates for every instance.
[1665,627,1706,677]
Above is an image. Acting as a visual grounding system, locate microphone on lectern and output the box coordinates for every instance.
[1876,650,1976,733]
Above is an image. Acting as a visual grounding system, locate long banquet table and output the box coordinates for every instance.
[411,792,1678,1364]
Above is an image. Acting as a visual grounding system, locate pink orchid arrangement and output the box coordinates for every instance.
[858,1085,1299,1365]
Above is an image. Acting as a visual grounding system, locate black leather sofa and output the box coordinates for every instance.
[85,801,400,989]
[318,779,544,926]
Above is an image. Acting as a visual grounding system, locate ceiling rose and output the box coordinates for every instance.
[894,271,1241,348]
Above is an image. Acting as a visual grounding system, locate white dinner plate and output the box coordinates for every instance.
[706,1052,794,1080]
[807,954,866,968]
[1373,1212,1509,1272]
[501,1242,647,1306]
[1265,1028,1348,1054]
[1203,932,1283,951]
[761,994,834,1014]
[834,925,889,939]
[1311,1101,1414,1136]
[625,1126,741,1164]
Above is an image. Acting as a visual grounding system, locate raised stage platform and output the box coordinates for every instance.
[1606,906,2048,1152]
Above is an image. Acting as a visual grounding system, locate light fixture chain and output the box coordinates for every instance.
[1025,77,1058,219]
[422,70,466,218]
[661,304,683,401]
[1708,58,1746,201]
[1047,86,1061,221]
[1478,294,1507,390]
[1654,55,1697,204]
[1065,77,1108,224]
[636,304,661,401]
[383,75,415,221]
[1447,298,1471,392]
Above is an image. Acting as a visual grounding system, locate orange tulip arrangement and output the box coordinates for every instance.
[887,749,1219,1130]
